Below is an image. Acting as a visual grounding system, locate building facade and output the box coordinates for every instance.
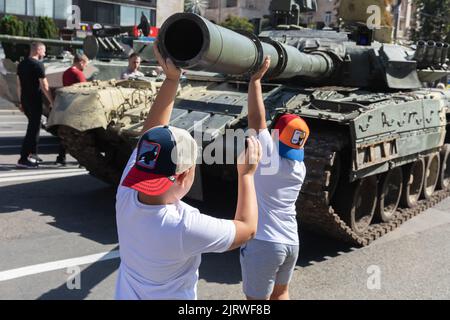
[204,0,271,24]
[0,0,184,29]
[156,0,184,27]
[394,0,416,40]
[73,0,157,28]
[300,0,338,28]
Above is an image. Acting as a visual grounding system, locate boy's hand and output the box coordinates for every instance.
[237,136,262,176]
[251,56,271,82]
[153,41,182,81]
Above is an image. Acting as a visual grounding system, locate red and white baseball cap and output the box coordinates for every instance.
[122,126,198,196]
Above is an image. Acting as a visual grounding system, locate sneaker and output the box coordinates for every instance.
[55,156,66,166]
[29,154,43,163]
[16,158,39,169]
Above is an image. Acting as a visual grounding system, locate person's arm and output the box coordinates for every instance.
[16,76,23,113]
[141,44,182,133]
[78,70,87,83]
[248,56,271,132]
[228,136,262,251]
[39,78,54,107]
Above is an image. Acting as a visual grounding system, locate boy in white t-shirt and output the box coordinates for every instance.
[240,57,310,300]
[115,45,262,300]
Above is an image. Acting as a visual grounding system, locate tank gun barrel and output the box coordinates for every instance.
[414,40,426,63]
[158,13,334,80]
[441,43,449,64]
[434,42,444,65]
[424,41,436,66]
[0,34,83,48]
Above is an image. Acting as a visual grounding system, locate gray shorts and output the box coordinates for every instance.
[240,238,299,299]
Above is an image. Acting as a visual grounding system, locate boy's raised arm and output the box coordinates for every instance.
[141,43,182,134]
[248,56,271,132]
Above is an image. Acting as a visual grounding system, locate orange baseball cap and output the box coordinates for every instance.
[273,114,310,162]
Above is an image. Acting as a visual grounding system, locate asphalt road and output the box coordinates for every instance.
[0,102,449,300]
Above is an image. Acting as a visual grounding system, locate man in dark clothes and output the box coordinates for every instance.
[137,12,150,37]
[16,42,54,169]
[56,53,89,166]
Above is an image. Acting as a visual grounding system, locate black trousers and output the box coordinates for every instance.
[58,141,66,159]
[20,99,42,160]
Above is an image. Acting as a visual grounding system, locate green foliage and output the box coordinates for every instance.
[24,20,38,38]
[36,16,59,39]
[0,16,26,61]
[413,0,450,42]
[220,15,255,33]
[0,15,25,36]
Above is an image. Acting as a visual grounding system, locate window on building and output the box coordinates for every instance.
[5,0,26,15]
[136,7,151,25]
[35,0,54,17]
[150,8,156,26]
[244,0,257,9]
[324,11,332,26]
[208,0,219,9]
[226,0,237,8]
[96,2,115,25]
[120,5,135,26]
[0,0,5,13]
[26,0,34,15]
[54,0,72,20]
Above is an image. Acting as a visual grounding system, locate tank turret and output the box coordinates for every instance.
[159,13,449,90]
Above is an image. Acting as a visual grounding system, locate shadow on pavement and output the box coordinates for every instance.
[0,174,118,245]
[186,178,355,285]
[0,136,59,157]
[38,247,120,300]
[0,168,355,290]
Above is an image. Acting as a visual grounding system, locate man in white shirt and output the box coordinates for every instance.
[115,44,262,300]
[121,53,145,80]
[240,56,311,300]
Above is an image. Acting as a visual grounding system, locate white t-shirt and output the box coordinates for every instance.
[121,69,145,80]
[115,149,236,300]
[254,129,306,246]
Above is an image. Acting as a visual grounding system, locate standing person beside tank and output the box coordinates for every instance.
[16,42,54,169]
[114,44,262,300]
[240,56,310,300]
[121,53,145,80]
[55,53,90,166]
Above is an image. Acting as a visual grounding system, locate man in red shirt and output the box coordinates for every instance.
[63,53,89,87]
[57,54,89,165]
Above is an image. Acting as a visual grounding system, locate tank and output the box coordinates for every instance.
[48,9,450,246]
[47,79,163,184]
[0,32,160,108]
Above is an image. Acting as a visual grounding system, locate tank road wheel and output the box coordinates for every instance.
[58,126,132,186]
[401,159,425,208]
[376,167,403,222]
[438,145,450,191]
[422,153,440,200]
[336,176,378,235]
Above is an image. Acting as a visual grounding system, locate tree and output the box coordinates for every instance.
[24,20,38,38]
[36,16,59,39]
[413,0,450,41]
[0,15,26,61]
[0,15,25,36]
[220,16,255,33]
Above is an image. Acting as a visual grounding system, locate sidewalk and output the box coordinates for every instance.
[0,97,20,116]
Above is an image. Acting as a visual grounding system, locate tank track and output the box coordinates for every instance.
[298,132,450,247]
[58,126,132,186]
